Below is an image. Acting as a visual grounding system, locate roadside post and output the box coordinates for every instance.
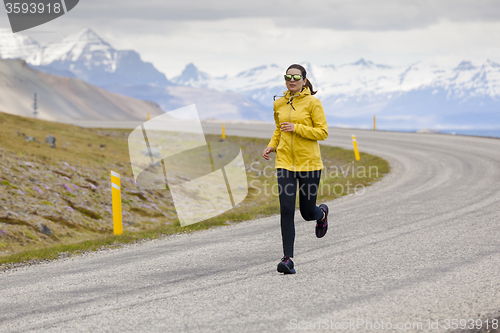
[33,93,38,119]
[111,170,123,235]
[222,123,226,139]
[352,135,361,161]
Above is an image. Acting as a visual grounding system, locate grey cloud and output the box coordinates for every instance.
[70,0,500,31]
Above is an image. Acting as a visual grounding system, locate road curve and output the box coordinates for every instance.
[1,124,499,332]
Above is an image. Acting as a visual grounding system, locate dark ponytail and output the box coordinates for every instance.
[286,64,318,95]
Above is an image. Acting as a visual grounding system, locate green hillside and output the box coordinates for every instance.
[0,111,389,264]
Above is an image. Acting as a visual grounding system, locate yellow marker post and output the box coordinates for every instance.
[373,115,376,131]
[222,123,226,139]
[147,113,150,121]
[352,135,360,161]
[111,170,123,235]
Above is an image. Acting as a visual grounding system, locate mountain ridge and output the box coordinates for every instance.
[1,28,500,130]
[0,59,164,121]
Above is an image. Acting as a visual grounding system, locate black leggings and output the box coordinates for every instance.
[277,168,323,258]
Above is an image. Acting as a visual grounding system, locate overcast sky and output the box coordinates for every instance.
[2,0,500,77]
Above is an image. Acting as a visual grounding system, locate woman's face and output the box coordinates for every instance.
[285,68,307,94]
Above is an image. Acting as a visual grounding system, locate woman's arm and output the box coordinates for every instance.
[293,100,328,141]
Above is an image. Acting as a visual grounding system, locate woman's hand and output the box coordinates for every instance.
[262,146,274,160]
[280,122,295,132]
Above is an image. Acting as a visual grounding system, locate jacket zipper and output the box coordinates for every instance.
[288,97,295,171]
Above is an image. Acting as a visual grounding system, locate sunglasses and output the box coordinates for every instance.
[284,74,303,81]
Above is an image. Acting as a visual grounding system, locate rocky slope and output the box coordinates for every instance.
[0,112,177,256]
[0,59,164,121]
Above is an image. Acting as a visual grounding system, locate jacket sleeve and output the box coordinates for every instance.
[267,106,281,150]
[293,99,328,141]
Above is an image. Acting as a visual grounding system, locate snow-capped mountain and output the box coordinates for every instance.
[0,28,41,59]
[1,27,499,131]
[26,28,169,87]
[195,59,500,102]
[171,63,212,87]
[173,59,500,130]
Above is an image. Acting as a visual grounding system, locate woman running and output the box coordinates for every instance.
[262,64,329,274]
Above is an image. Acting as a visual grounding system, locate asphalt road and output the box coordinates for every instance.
[1,124,499,333]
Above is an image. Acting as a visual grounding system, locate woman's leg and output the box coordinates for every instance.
[297,170,324,221]
[277,168,297,258]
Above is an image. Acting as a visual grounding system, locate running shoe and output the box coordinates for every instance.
[277,256,296,274]
[316,204,329,238]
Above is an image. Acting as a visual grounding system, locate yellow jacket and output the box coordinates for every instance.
[267,86,328,171]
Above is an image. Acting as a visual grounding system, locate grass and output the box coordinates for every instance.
[0,111,389,266]
[24,229,36,240]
